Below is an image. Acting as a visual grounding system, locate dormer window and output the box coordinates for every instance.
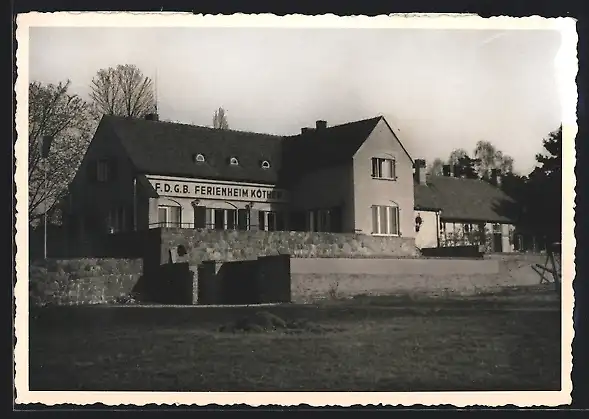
[261,160,270,169]
[194,153,205,163]
[229,157,239,166]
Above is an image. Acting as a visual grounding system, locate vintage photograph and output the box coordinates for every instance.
[15,13,575,406]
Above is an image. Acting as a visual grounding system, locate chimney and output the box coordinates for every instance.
[414,159,427,185]
[301,127,315,135]
[442,164,451,177]
[453,164,462,178]
[145,113,159,121]
[316,120,327,130]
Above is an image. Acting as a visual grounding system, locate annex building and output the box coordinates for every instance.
[62,113,519,255]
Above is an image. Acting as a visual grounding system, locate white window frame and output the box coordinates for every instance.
[371,205,400,236]
[211,208,225,230]
[259,210,278,231]
[195,153,205,163]
[225,208,238,230]
[371,157,396,180]
[261,160,271,169]
[158,205,182,228]
[207,208,243,230]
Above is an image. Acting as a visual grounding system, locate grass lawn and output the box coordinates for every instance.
[29,286,561,392]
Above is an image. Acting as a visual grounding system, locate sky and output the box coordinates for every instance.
[29,26,563,175]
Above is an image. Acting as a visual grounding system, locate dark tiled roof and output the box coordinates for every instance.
[282,116,382,175]
[414,182,442,211]
[105,115,284,185]
[414,175,519,224]
[102,115,387,185]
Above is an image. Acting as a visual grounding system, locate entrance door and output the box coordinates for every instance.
[493,233,503,252]
[492,223,503,252]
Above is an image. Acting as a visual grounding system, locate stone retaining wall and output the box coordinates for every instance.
[29,258,143,306]
[159,228,418,267]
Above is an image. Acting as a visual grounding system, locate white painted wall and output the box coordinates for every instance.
[352,119,415,237]
[414,210,439,249]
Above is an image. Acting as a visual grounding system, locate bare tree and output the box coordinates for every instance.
[90,64,156,118]
[213,107,229,129]
[28,80,95,225]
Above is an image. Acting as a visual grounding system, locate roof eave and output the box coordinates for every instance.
[439,216,517,224]
[414,205,442,212]
[380,116,414,164]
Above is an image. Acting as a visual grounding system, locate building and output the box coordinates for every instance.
[413,164,519,253]
[62,113,519,255]
[63,114,417,246]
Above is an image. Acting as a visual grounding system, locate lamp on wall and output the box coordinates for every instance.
[191,199,200,207]
[415,214,423,233]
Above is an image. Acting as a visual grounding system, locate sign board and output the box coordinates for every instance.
[146,176,289,204]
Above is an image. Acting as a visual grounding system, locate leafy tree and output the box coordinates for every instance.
[213,107,229,130]
[90,64,156,118]
[455,155,480,179]
[448,148,469,165]
[427,158,444,176]
[28,80,95,225]
[499,172,529,223]
[495,150,514,173]
[445,149,479,179]
[474,140,514,179]
[533,125,562,177]
[526,125,562,242]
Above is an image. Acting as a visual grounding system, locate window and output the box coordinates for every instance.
[258,211,266,231]
[97,159,111,182]
[237,209,249,231]
[371,157,396,180]
[107,207,127,233]
[306,209,337,232]
[194,153,205,163]
[261,160,271,169]
[86,159,117,183]
[229,157,239,166]
[226,209,237,230]
[194,206,207,229]
[267,212,277,231]
[204,207,248,230]
[214,209,225,230]
[158,205,181,227]
[371,205,400,235]
[258,210,285,231]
